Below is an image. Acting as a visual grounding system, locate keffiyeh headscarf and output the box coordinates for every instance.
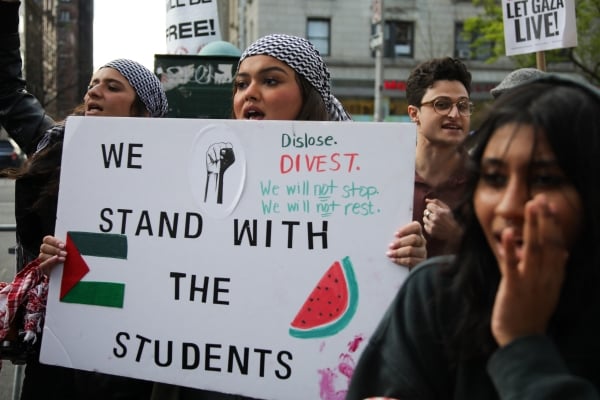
[36,59,168,153]
[239,34,351,121]
[101,59,168,118]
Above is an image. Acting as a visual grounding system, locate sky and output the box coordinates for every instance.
[93,1,166,71]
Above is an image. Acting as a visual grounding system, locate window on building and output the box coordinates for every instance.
[59,10,71,22]
[373,21,414,58]
[455,22,493,61]
[307,18,331,56]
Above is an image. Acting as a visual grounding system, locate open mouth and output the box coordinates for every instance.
[244,108,265,120]
[494,232,524,261]
[86,103,103,115]
[442,123,461,131]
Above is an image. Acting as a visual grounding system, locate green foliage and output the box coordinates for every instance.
[572,0,600,83]
[464,0,600,84]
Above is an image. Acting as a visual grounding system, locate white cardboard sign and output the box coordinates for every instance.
[502,0,577,56]
[41,117,416,400]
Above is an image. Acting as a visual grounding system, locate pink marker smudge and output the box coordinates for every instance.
[318,368,347,400]
[348,334,364,353]
[338,353,354,379]
[318,334,365,400]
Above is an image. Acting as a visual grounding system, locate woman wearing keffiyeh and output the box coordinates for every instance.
[233,33,352,122]
[0,1,167,398]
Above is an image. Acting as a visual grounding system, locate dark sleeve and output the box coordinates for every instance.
[488,335,600,400]
[0,1,55,156]
[346,262,452,400]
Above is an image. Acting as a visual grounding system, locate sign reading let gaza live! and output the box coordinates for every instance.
[502,0,577,56]
[40,117,416,400]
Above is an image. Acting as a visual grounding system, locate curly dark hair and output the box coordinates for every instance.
[406,57,472,106]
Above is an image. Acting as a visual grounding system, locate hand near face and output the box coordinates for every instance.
[423,198,463,246]
[491,195,569,347]
[386,221,427,269]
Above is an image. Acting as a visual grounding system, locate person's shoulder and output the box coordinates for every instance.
[375,255,457,341]
[402,255,455,293]
[34,123,65,153]
[411,255,455,274]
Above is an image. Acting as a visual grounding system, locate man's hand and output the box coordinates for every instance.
[423,198,463,247]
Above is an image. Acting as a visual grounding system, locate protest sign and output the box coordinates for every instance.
[40,117,416,399]
[166,0,222,54]
[502,0,577,56]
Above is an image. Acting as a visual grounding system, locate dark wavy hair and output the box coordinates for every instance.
[406,57,472,106]
[443,76,600,362]
[294,73,329,121]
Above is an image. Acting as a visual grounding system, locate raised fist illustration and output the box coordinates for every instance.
[204,142,235,204]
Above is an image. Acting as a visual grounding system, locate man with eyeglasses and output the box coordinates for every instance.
[386,57,472,268]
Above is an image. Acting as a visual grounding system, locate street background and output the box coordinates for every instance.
[0,178,23,399]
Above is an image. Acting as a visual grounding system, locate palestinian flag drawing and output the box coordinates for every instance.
[60,231,127,308]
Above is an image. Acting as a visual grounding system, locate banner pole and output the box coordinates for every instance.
[536,51,547,71]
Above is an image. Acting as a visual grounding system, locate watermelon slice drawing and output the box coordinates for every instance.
[289,256,358,339]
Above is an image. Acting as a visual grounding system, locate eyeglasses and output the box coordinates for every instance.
[420,97,474,117]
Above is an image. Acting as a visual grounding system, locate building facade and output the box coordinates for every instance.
[226,0,579,121]
[22,0,93,120]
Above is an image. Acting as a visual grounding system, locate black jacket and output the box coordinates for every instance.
[347,256,600,400]
[0,0,59,271]
[0,1,54,156]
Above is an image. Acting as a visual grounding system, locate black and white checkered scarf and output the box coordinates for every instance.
[239,34,351,121]
[102,59,168,118]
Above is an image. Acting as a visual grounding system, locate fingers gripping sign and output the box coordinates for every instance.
[386,221,427,269]
[38,235,67,276]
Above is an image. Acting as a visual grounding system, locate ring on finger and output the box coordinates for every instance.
[424,209,431,218]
